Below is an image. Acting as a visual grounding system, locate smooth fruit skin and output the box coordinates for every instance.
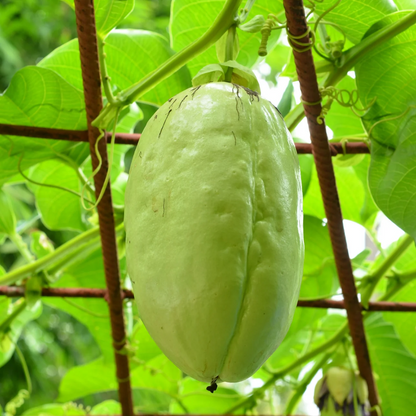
[125,82,304,384]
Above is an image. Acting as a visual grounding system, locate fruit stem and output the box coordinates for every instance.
[118,0,242,105]
[0,227,100,286]
[224,25,237,82]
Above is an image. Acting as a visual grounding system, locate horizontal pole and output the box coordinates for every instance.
[0,123,369,154]
[1,286,414,311]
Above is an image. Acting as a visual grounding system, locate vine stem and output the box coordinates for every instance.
[93,0,242,127]
[0,298,26,333]
[361,234,414,307]
[284,351,333,415]
[285,10,416,132]
[0,227,101,286]
[8,233,34,263]
[224,25,237,82]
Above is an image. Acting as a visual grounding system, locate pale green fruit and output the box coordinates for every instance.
[125,82,304,385]
[314,367,370,416]
[326,367,354,405]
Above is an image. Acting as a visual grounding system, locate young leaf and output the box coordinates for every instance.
[356,12,416,239]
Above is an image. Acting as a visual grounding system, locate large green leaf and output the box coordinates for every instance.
[170,0,283,77]
[356,12,416,238]
[381,240,416,357]
[95,0,134,38]
[314,0,397,44]
[58,354,180,402]
[44,249,114,362]
[394,0,416,9]
[0,66,86,183]
[303,156,379,228]
[39,30,191,106]
[63,0,134,38]
[366,313,416,416]
[22,403,86,416]
[27,160,86,232]
[383,280,416,358]
[171,378,241,414]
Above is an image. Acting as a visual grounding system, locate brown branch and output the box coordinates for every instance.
[2,286,416,312]
[0,123,370,154]
[73,1,134,414]
[283,0,379,413]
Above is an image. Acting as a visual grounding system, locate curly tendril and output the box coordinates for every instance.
[301,87,376,125]
[81,107,121,211]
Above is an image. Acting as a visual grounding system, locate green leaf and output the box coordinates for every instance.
[39,31,191,106]
[383,280,416,358]
[394,0,416,9]
[58,357,117,402]
[381,240,416,356]
[303,156,378,228]
[58,354,180,402]
[356,12,416,238]
[44,248,113,362]
[0,190,16,235]
[239,15,266,33]
[170,0,283,76]
[192,61,261,92]
[314,0,397,44]
[130,321,162,363]
[171,378,241,414]
[299,153,313,196]
[302,216,337,292]
[22,403,86,416]
[0,301,42,367]
[0,67,86,182]
[95,0,134,39]
[265,44,292,84]
[133,389,172,414]
[366,313,416,416]
[277,80,294,118]
[26,160,86,232]
[90,400,121,415]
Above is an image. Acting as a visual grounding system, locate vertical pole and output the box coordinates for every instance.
[283,0,380,414]
[73,1,134,415]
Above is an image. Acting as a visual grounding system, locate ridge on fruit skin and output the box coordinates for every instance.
[125,82,304,386]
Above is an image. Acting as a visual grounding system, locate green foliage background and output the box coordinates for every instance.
[1,0,416,415]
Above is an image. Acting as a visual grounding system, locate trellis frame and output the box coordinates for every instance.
[0,0,414,415]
